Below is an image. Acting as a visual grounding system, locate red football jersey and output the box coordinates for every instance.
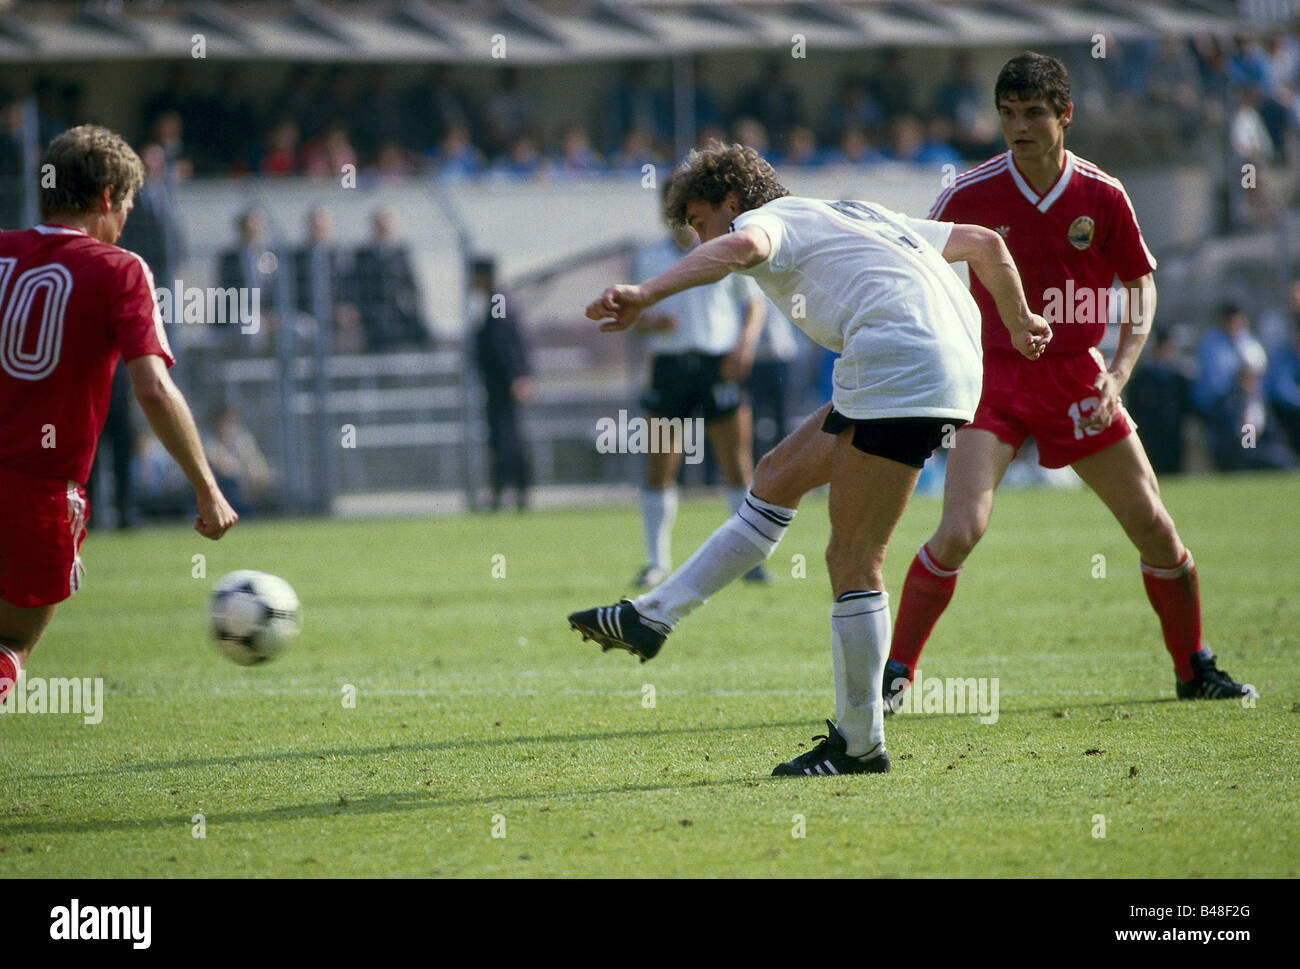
[0,224,174,484]
[929,150,1157,357]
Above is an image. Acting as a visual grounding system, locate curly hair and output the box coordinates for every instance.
[39,124,144,220]
[994,52,1072,122]
[663,141,788,228]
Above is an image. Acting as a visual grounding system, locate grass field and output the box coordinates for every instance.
[1,472,1297,878]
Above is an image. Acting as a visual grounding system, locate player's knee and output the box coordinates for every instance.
[937,514,987,560]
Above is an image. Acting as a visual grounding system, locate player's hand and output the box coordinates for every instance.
[586,284,650,332]
[1086,369,1124,431]
[195,488,239,540]
[1011,313,1052,361]
[719,346,754,383]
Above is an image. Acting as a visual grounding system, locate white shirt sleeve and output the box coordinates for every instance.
[731,208,786,273]
[896,214,955,257]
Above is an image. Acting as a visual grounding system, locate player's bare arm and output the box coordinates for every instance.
[719,295,765,382]
[585,225,770,333]
[126,354,239,540]
[1086,273,1157,431]
[942,224,1051,359]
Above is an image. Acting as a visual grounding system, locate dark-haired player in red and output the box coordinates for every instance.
[884,52,1256,703]
[0,124,237,704]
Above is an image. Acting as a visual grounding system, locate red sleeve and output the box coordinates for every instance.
[1102,185,1157,283]
[113,252,175,366]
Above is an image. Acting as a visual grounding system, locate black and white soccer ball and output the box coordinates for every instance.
[210,570,302,665]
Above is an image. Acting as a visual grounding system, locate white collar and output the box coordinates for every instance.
[34,223,89,236]
[1006,150,1075,213]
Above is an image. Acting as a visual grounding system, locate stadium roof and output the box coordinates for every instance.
[0,0,1248,64]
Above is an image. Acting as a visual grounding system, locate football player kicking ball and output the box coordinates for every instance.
[572,142,1050,776]
[569,53,1256,708]
[0,125,238,705]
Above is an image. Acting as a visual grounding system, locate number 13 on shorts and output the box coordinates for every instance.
[1068,396,1104,439]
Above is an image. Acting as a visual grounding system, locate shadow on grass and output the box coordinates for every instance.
[0,775,759,838]
[14,718,810,783]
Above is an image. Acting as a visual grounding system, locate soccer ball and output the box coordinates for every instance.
[210,570,302,665]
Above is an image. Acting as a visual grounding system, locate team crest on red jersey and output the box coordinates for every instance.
[1068,216,1095,250]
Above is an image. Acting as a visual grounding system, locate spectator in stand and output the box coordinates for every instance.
[1266,318,1300,453]
[471,257,534,511]
[872,48,914,119]
[302,121,358,180]
[117,142,185,293]
[823,76,882,145]
[483,67,537,158]
[1228,85,1277,225]
[404,65,475,156]
[606,61,669,153]
[1124,330,1194,474]
[259,118,301,176]
[205,407,273,515]
[1207,365,1295,471]
[834,125,883,167]
[432,121,486,180]
[275,64,330,150]
[779,125,827,167]
[353,66,404,163]
[351,206,430,352]
[293,206,362,355]
[216,208,278,356]
[883,114,961,165]
[370,140,416,181]
[932,51,1001,159]
[554,124,605,177]
[1149,36,1205,148]
[491,133,549,180]
[148,110,193,181]
[1195,302,1268,417]
[210,66,261,173]
[609,127,666,175]
[735,58,803,145]
[731,118,772,161]
[1,94,29,229]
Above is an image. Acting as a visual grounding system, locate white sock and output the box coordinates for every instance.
[640,487,677,572]
[831,590,890,757]
[635,490,794,628]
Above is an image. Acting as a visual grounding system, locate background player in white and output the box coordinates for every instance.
[571,142,1049,775]
[0,125,237,704]
[630,172,768,588]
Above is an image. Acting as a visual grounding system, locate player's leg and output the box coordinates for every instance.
[0,600,56,702]
[773,427,920,775]
[705,404,773,584]
[1070,433,1257,699]
[886,427,1016,697]
[568,403,834,661]
[637,415,685,587]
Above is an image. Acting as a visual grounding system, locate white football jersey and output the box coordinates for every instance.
[732,196,983,421]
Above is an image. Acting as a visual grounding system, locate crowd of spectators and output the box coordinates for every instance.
[1127,285,1300,474]
[5,26,1296,199]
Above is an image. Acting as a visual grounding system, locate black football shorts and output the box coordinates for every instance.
[821,409,965,469]
[641,351,745,422]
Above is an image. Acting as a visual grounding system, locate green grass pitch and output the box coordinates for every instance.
[2,472,1297,878]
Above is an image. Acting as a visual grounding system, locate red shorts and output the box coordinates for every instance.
[0,464,89,608]
[965,348,1134,468]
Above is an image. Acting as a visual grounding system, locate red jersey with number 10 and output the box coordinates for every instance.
[0,224,174,485]
[929,149,1157,357]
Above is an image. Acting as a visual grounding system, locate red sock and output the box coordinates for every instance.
[0,645,21,706]
[889,544,961,676]
[1141,550,1201,681]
